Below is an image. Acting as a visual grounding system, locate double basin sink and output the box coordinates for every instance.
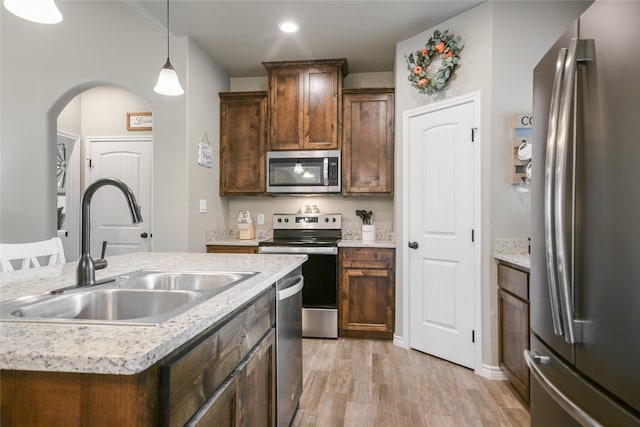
[0,270,257,326]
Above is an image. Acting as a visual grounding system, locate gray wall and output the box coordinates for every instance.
[0,1,229,252]
[394,1,591,367]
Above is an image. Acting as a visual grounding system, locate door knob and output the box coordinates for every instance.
[408,241,419,249]
[140,232,148,238]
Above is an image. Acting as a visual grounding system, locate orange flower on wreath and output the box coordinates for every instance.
[413,66,423,75]
[421,48,428,57]
[435,41,445,53]
[418,78,429,88]
[445,50,454,58]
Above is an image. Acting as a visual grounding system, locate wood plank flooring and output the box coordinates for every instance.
[292,338,530,427]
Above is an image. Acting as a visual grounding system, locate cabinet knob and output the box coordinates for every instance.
[140,232,149,238]
[408,241,419,249]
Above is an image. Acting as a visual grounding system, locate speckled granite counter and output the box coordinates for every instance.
[494,239,530,270]
[338,240,396,249]
[0,252,306,375]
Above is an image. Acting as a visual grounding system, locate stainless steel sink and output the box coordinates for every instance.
[0,270,257,326]
[7,289,202,324]
[113,270,256,292]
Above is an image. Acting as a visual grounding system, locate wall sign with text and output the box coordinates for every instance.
[127,112,153,131]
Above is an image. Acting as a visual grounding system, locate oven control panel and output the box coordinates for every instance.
[273,213,341,229]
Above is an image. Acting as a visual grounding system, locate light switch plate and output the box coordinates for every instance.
[257,213,265,225]
[199,199,207,213]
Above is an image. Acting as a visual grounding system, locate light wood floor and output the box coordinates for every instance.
[291,338,530,427]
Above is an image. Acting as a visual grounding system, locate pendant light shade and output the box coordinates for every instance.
[154,58,184,96]
[154,0,183,96]
[4,0,62,24]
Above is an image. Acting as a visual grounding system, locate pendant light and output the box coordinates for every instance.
[154,0,184,96]
[3,0,62,24]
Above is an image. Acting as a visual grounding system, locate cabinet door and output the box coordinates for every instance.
[498,288,530,402]
[340,267,395,339]
[342,89,394,195]
[220,92,266,195]
[264,59,346,151]
[304,66,340,150]
[187,373,241,427]
[240,330,276,427]
[267,69,304,150]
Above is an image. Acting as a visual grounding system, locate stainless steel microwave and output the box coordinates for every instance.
[266,150,341,194]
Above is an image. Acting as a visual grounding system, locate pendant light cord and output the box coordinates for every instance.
[166,0,170,59]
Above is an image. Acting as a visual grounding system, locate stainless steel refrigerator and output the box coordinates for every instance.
[530,1,640,425]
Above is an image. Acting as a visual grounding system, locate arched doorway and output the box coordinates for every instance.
[55,84,153,260]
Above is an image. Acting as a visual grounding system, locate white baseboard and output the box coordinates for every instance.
[477,364,508,380]
[393,334,409,349]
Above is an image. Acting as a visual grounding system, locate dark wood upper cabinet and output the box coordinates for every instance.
[263,59,348,151]
[219,91,267,195]
[342,88,394,195]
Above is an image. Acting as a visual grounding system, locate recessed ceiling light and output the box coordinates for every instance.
[278,21,300,33]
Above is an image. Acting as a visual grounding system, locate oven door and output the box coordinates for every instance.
[259,245,338,338]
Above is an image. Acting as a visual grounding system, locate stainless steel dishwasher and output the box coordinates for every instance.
[276,268,304,427]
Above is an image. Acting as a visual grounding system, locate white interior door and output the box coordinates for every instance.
[408,98,477,369]
[86,136,152,257]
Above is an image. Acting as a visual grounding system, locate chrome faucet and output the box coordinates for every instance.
[76,178,143,287]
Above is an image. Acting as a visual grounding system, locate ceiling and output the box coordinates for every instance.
[134,1,484,77]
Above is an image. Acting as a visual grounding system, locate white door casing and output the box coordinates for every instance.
[403,92,481,370]
[56,131,81,260]
[86,136,152,257]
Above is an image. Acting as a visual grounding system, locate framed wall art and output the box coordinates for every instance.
[127,112,153,131]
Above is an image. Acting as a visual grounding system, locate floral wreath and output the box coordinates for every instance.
[405,29,462,94]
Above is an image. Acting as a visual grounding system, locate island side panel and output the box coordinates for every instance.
[0,366,159,426]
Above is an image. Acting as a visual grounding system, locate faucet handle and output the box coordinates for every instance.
[95,258,108,270]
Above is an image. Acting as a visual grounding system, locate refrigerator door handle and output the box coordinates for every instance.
[544,47,568,336]
[555,38,595,344]
[525,350,603,427]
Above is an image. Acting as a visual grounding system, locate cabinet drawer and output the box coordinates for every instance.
[340,248,395,269]
[160,288,275,427]
[207,245,258,254]
[497,263,528,300]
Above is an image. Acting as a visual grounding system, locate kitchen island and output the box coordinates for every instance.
[0,252,306,426]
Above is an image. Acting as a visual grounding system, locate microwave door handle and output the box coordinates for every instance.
[545,47,567,336]
[323,157,329,186]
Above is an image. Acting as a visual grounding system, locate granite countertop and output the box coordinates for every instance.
[494,239,531,270]
[494,253,531,271]
[338,240,396,249]
[0,252,306,375]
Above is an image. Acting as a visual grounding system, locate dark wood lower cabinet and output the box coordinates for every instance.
[339,247,395,339]
[497,262,530,403]
[0,367,159,426]
[187,330,275,427]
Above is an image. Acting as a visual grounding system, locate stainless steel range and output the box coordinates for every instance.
[259,213,341,339]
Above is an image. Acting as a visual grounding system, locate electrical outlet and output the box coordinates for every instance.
[257,213,265,225]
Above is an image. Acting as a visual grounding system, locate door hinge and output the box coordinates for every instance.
[472,330,475,343]
[88,158,93,168]
[471,229,475,242]
[471,127,477,142]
